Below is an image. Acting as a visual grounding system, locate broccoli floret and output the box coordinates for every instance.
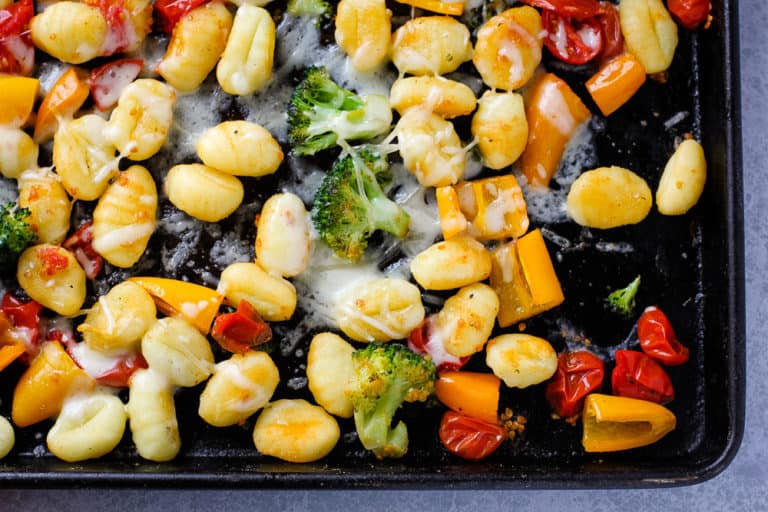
[347,343,437,459]
[311,148,410,261]
[287,0,332,18]
[607,275,641,316]
[288,67,392,156]
[0,202,36,273]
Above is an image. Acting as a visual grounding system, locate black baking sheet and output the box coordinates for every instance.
[0,0,744,488]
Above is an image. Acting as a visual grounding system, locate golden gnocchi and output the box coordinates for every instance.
[46,393,127,462]
[127,368,181,462]
[397,109,465,187]
[255,193,311,278]
[105,79,176,161]
[253,399,340,463]
[656,139,707,215]
[390,16,472,76]
[334,277,425,342]
[433,284,500,358]
[485,334,558,389]
[471,91,529,170]
[306,333,355,418]
[335,0,391,72]
[196,121,284,177]
[78,281,157,354]
[141,317,215,387]
[30,2,107,64]
[389,77,477,119]
[218,262,297,322]
[217,5,275,95]
[198,351,280,427]
[410,236,492,291]
[158,1,233,93]
[52,114,119,201]
[0,127,38,180]
[165,164,244,223]
[92,165,158,268]
[620,0,678,74]
[16,244,86,316]
[17,168,71,245]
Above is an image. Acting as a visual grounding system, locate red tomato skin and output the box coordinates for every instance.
[438,411,506,460]
[211,300,272,354]
[637,306,690,366]
[598,2,624,61]
[0,0,35,75]
[407,316,469,372]
[1,293,43,357]
[89,59,144,111]
[93,353,148,387]
[545,351,605,418]
[542,10,604,65]
[612,350,675,403]
[520,0,603,20]
[63,221,104,280]
[154,0,212,34]
[667,0,711,30]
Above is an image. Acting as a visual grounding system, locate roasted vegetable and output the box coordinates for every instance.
[0,203,37,273]
[607,275,641,316]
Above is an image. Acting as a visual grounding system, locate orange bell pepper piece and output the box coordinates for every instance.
[394,0,464,15]
[33,67,90,143]
[520,73,591,188]
[435,371,501,424]
[0,76,39,127]
[581,393,676,452]
[129,277,224,334]
[12,341,94,427]
[0,344,25,372]
[0,312,26,371]
[436,175,530,241]
[586,53,646,117]
[490,228,565,327]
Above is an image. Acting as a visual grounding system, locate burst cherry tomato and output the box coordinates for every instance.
[1,293,42,355]
[542,10,604,65]
[597,1,624,60]
[667,0,711,30]
[408,316,469,372]
[637,306,689,366]
[63,222,104,280]
[154,0,211,34]
[545,351,605,418]
[520,0,603,19]
[92,353,148,387]
[611,350,674,404]
[89,59,144,111]
[438,411,506,460]
[0,0,35,75]
[211,300,272,354]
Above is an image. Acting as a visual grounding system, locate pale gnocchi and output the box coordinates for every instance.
[255,193,311,278]
[0,417,14,460]
[389,77,477,119]
[306,333,355,418]
[410,236,492,291]
[127,369,181,462]
[335,0,391,72]
[196,121,283,177]
[0,127,38,180]
[218,262,297,322]
[252,399,340,463]
[165,164,244,223]
[485,334,558,389]
[141,317,215,388]
[217,5,275,95]
[397,109,465,187]
[17,168,71,245]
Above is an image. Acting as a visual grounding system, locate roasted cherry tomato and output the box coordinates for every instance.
[667,0,711,30]
[0,0,35,75]
[408,316,469,372]
[1,293,42,355]
[63,222,104,280]
[211,300,272,354]
[154,0,211,33]
[637,306,689,366]
[598,1,624,60]
[545,351,605,418]
[89,58,144,111]
[542,10,604,65]
[92,352,148,388]
[611,350,674,404]
[438,411,506,460]
[521,0,603,19]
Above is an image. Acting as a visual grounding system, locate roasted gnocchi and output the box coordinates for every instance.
[306,333,355,418]
[141,317,215,387]
[335,0,391,72]
[196,121,283,177]
[217,5,275,95]
[255,193,311,278]
[390,16,472,76]
[165,164,244,223]
[218,262,297,322]
[16,244,86,316]
[127,368,181,462]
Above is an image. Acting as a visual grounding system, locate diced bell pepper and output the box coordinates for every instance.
[129,277,224,334]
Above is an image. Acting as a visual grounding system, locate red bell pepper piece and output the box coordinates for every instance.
[63,221,104,280]
[211,300,272,354]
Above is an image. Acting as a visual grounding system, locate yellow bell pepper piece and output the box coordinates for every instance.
[490,229,565,327]
[582,393,677,452]
[0,76,39,127]
[586,53,646,117]
[436,175,530,241]
[129,277,224,334]
[435,371,501,424]
[12,341,95,427]
[394,0,464,16]
[521,73,591,188]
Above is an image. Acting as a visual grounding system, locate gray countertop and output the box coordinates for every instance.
[2,0,766,508]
